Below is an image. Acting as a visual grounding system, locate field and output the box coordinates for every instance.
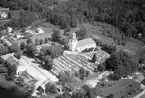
[52,50,109,75]
[95,79,142,98]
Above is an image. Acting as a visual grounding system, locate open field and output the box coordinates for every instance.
[131,46,145,62]
[95,79,142,98]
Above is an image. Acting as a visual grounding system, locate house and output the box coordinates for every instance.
[1,54,26,75]
[1,36,12,46]
[36,27,44,34]
[69,33,96,52]
[0,7,9,19]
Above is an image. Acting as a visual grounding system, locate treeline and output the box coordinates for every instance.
[1,0,145,39]
[43,0,145,39]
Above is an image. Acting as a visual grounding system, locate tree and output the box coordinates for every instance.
[20,42,26,50]
[0,45,9,55]
[14,52,22,59]
[75,28,88,40]
[97,63,106,72]
[9,43,21,53]
[6,64,17,81]
[45,83,57,93]
[91,53,97,63]
[25,43,37,57]
[107,74,120,81]
[92,37,103,46]
[71,18,77,28]
[44,38,49,43]
[8,1,18,10]
[139,58,145,64]
[19,10,37,28]
[59,37,69,45]
[105,53,122,71]
[101,44,116,54]
[47,46,63,59]
[115,65,127,78]
[51,29,62,41]
[42,55,53,70]
[0,57,4,64]
[26,38,33,44]
[106,93,114,98]
[35,38,40,45]
[79,68,89,80]
[40,39,43,45]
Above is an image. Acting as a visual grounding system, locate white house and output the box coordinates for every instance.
[0,11,7,18]
[1,36,12,47]
[69,33,96,52]
[36,27,44,34]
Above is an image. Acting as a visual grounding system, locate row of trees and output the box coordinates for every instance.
[103,51,139,79]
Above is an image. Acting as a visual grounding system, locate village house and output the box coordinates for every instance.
[0,7,9,19]
[69,33,96,52]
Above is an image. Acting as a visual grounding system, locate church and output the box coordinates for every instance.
[69,33,96,52]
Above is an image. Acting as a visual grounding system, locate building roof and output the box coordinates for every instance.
[76,38,96,49]
[7,56,18,66]
[0,7,9,10]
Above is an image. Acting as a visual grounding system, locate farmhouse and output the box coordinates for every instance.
[69,33,96,52]
[1,36,12,47]
[0,7,9,19]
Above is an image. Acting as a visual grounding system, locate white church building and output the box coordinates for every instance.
[69,33,96,52]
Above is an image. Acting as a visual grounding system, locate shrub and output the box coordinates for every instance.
[9,43,21,53]
[20,42,26,50]
[107,74,120,81]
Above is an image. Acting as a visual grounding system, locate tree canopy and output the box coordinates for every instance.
[25,43,37,57]
[9,43,21,53]
[105,51,139,78]
[0,45,9,56]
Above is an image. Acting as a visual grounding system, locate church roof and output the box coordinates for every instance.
[76,38,96,48]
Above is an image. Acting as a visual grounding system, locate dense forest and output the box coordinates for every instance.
[1,0,145,40]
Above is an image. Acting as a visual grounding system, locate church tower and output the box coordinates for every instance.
[71,33,78,51]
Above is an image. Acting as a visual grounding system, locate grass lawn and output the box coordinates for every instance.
[95,79,142,98]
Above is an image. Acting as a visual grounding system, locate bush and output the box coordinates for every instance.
[14,52,22,59]
[27,38,33,44]
[40,39,43,45]
[44,38,49,43]
[107,74,120,81]
[9,43,21,53]
[25,43,37,57]
[5,65,17,81]
[20,42,26,50]
[97,63,106,72]
[0,45,9,55]
[101,44,116,54]
[35,38,40,45]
